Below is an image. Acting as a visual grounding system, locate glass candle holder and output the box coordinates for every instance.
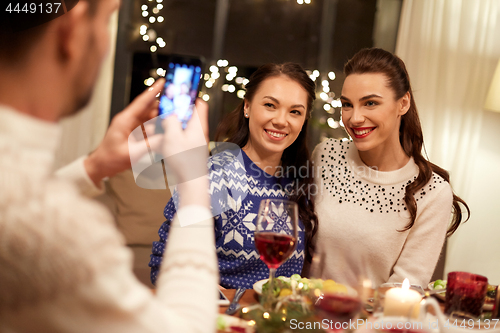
[445,271,488,319]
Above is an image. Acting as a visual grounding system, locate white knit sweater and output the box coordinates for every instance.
[311,139,452,288]
[0,106,218,333]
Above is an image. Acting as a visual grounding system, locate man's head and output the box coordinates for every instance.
[0,0,120,121]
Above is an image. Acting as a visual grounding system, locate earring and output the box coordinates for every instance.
[245,113,249,118]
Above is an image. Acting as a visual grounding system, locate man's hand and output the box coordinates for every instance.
[160,99,210,210]
[84,79,165,187]
[160,99,209,165]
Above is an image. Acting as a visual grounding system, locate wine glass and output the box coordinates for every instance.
[254,199,298,310]
[310,249,370,332]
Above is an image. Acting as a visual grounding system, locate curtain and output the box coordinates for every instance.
[396,0,500,197]
[396,0,500,279]
[53,11,119,170]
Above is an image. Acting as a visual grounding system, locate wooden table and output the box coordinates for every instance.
[218,288,446,315]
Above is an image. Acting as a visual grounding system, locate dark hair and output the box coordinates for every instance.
[0,0,100,62]
[344,48,469,236]
[215,62,319,260]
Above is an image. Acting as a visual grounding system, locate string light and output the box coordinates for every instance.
[331,99,342,108]
[157,37,166,48]
[327,118,339,129]
[144,77,155,86]
[202,94,210,101]
[228,85,236,93]
[146,29,156,39]
[217,59,229,67]
[328,71,336,80]
[237,90,246,99]
[139,0,166,64]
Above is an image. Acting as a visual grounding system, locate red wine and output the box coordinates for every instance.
[315,294,362,324]
[254,232,296,269]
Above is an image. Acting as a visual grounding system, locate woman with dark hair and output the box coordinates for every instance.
[150,63,319,289]
[311,48,469,287]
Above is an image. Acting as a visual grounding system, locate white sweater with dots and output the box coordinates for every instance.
[311,139,452,288]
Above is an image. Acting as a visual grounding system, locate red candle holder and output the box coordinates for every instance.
[445,271,488,319]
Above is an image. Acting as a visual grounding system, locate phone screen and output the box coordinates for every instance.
[158,55,203,129]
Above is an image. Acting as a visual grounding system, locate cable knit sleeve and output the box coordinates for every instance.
[0,179,217,333]
[387,180,452,287]
[54,156,105,197]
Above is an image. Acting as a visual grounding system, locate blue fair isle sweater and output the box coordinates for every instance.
[149,148,306,289]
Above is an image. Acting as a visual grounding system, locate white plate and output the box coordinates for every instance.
[428,280,494,311]
[253,279,267,295]
[428,281,447,301]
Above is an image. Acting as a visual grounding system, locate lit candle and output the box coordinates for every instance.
[384,278,422,319]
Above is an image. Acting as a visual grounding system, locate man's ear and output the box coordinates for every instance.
[56,1,90,62]
[399,91,411,116]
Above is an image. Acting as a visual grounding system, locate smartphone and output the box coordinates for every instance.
[219,289,230,306]
[157,54,204,130]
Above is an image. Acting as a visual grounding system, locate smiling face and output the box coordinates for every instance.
[243,75,308,160]
[341,73,410,156]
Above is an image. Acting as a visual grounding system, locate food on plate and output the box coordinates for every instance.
[433,279,447,289]
[261,274,349,299]
[216,314,254,333]
[486,285,497,302]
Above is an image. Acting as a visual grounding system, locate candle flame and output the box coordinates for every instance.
[402,278,410,290]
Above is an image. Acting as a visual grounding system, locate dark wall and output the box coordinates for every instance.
[111,0,377,143]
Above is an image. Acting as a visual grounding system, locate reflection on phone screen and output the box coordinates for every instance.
[159,62,202,129]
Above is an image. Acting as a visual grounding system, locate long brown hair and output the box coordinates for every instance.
[215,62,319,259]
[344,48,469,236]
